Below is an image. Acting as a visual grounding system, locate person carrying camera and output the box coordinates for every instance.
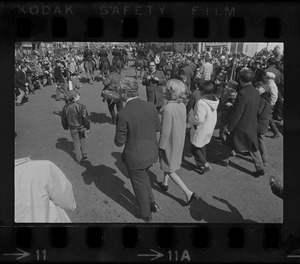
[142,61,167,112]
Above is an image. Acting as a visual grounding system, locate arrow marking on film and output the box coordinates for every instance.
[138,249,164,261]
[3,248,30,260]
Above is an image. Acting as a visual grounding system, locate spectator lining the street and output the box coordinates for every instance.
[15,62,29,106]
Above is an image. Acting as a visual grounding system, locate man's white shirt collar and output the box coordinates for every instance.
[125,97,138,106]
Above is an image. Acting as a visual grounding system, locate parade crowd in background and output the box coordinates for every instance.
[15,43,284,222]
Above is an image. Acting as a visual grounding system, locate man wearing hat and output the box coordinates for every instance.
[264,72,282,139]
[114,78,161,222]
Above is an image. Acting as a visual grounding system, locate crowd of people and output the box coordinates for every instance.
[15,43,284,222]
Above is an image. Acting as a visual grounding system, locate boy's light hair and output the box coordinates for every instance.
[166,79,186,101]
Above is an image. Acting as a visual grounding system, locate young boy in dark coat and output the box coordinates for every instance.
[256,84,271,167]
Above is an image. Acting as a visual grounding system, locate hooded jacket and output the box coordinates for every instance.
[188,94,219,148]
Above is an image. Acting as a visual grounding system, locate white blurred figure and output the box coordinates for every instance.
[15,158,76,223]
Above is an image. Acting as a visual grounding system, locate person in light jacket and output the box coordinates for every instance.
[158,79,199,206]
[15,158,76,223]
[188,81,219,174]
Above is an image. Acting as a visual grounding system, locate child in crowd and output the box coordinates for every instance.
[61,90,90,164]
[188,81,219,174]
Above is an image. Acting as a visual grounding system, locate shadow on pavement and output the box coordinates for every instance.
[94,76,103,82]
[56,137,75,160]
[189,195,257,223]
[111,152,129,179]
[89,112,112,124]
[80,161,139,218]
[235,153,253,163]
[111,152,186,207]
[53,110,62,117]
[78,77,91,84]
[228,160,253,176]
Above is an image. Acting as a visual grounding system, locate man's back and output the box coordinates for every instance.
[115,98,160,170]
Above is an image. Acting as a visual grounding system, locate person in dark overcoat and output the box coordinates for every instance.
[218,68,265,177]
[142,61,167,112]
[114,77,161,223]
[256,84,271,167]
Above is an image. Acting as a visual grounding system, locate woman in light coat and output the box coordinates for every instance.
[188,81,219,174]
[158,79,199,206]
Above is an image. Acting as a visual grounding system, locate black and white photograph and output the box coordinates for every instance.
[14,41,284,223]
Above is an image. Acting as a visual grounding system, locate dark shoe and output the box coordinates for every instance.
[150,203,160,213]
[196,164,211,174]
[217,159,229,167]
[158,182,168,191]
[269,176,283,199]
[142,215,152,223]
[274,116,283,121]
[15,102,22,106]
[271,133,282,139]
[252,169,266,177]
[186,193,199,206]
[196,166,205,174]
[82,154,88,160]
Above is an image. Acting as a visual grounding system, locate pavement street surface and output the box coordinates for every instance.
[15,52,283,223]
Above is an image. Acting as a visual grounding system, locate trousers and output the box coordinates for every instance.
[191,144,207,167]
[269,105,280,135]
[221,144,264,171]
[258,133,268,164]
[16,88,25,104]
[70,129,87,162]
[128,167,155,218]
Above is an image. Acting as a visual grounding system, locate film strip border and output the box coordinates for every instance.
[1,225,294,262]
[2,2,296,41]
[1,1,300,263]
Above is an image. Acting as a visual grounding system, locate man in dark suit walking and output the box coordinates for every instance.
[114,77,161,222]
[218,68,265,177]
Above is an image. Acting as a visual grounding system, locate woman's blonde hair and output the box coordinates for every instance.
[166,79,186,102]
